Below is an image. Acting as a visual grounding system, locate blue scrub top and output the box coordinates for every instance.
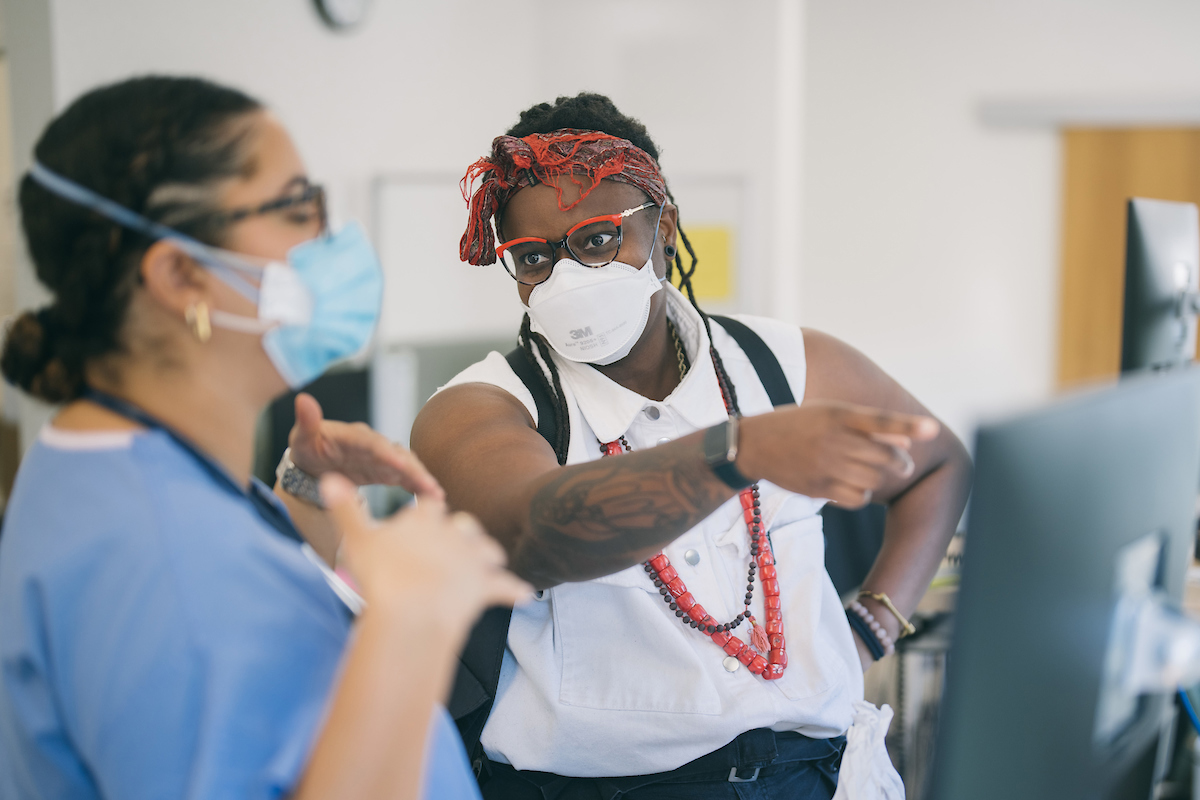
[0,426,480,800]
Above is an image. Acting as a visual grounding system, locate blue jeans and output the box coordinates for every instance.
[480,730,845,800]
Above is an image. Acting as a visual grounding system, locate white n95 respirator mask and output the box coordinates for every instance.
[526,253,664,365]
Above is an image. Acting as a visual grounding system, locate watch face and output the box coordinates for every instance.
[314,0,370,29]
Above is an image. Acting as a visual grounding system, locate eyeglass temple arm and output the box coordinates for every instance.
[620,201,657,217]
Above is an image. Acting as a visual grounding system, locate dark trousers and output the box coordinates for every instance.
[479,729,846,800]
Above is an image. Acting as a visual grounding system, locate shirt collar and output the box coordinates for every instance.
[551,284,730,445]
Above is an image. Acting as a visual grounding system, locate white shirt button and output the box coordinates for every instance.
[684,549,700,566]
[645,406,661,420]
[723,656,741,672]
[657,437,672,446]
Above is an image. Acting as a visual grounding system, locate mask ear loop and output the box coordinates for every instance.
[168,238,265,304]
[649,202,667,282]
[206,309,278,335]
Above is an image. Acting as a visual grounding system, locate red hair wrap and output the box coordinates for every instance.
[459,129,668,266]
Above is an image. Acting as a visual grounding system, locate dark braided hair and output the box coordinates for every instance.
[505,93,740,464]
[1,76,262,403]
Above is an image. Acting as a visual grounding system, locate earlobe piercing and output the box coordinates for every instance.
[185,302,212,343]
[664,245,677,260]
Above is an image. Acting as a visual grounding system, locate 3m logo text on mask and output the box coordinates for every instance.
[525,255,663,366]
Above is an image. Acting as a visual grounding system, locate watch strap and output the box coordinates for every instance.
[703,419,752,490]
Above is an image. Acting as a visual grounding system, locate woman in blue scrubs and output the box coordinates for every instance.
[0,75,529,799]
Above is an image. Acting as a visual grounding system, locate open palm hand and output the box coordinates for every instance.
[287,393,444,501]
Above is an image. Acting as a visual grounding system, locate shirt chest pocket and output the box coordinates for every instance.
[552,564,723,716]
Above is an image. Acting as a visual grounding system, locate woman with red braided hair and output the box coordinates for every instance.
[412,93,971,799]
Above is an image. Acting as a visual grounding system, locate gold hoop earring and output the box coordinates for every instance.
[185,302,212,344]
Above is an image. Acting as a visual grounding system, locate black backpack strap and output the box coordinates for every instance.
[709,315,796,407]
[505,347,559,451]
[449,606,513,777]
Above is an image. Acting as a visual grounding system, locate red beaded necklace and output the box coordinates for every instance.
[596,323,788,680]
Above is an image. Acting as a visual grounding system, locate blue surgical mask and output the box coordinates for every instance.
[28,163,383,388]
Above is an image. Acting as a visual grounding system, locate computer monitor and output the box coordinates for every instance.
[1121,198,1200,374]
[928,368,1200,800]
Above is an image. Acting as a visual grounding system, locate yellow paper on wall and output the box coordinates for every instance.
[679,225,735,301]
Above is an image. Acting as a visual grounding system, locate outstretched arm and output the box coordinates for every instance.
[412,382,934,589]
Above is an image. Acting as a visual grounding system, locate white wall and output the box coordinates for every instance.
[803,0,1200,441]
[4,0,802,448]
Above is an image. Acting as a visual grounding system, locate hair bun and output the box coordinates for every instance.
[1,306,83,403]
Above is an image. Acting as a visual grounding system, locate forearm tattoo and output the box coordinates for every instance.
[516,441,734,587]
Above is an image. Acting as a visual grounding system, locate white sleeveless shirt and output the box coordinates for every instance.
[439,284,863,777]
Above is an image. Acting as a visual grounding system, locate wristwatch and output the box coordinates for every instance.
[276,447,325,508]
[703,417,753,490]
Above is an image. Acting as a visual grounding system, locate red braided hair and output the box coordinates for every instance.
[459,129,668,266]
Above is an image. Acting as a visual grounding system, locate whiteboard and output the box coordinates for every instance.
[373,175,525,345]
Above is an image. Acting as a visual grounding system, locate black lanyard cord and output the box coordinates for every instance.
[82,387,303,545]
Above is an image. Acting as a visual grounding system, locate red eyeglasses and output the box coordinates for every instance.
[495,201,658,285]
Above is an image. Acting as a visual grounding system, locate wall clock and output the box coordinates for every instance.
[313,0,370,30]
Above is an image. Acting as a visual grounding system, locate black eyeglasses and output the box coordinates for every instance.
[209,183,327,234]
